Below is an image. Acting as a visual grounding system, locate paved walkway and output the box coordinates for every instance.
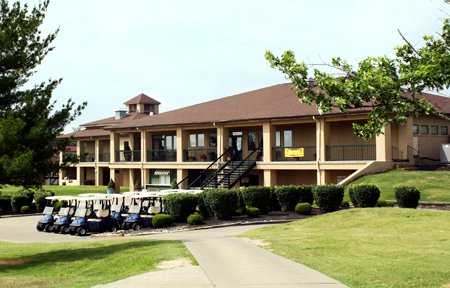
[0,216,347,287]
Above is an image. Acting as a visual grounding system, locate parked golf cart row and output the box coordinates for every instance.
[36,189,198,236]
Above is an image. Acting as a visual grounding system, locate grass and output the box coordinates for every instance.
[244,208,450,288]
[347,169,450,202]
[0,239,195,288]
[0,185,129,197]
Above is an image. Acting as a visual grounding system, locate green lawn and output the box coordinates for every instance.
[348,169,450,202]
[0,185,129,196]
[0,239,195,288]
[244,208,450,288]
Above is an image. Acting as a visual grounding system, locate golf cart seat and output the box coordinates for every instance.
[95,209,109,218]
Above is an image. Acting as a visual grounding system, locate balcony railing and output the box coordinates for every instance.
[326,144,376,161]
[80,153,95,162]
[147,149,177,162]
[184,147,217,162]
[98,152,110,162]
[272,146,316,161]
[116,150,141,162]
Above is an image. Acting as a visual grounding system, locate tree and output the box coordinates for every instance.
[0,0,86,187]
[265,18,450,140]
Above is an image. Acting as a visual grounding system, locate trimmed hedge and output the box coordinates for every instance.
[11,194,33,213]
[20,205,31,214]
[246,206,260,218]
[377,200,395,207]
[274,185,313,212]
[204,189,238,220]
[198,191,211,218]
[313,185,344,213]
[348,184,380,208]
[269,187,281,211]
[240,186,271,214]
[152,213,174,228]
[0,195,12,213]
[164,193,199,222]
[187,212,204,225]
[395,186,421,208]
[295,202,312,215]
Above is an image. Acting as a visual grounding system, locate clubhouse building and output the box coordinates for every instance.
[59,83,450,191]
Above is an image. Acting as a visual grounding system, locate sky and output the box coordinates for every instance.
[24,0,450,131]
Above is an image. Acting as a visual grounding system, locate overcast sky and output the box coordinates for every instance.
[26,0,449,131]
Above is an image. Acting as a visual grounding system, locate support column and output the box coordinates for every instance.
[177,169,188,189]
[216,125,229,157]
[95,167,103,186]
[110,168,115,182]
[263,169,277,187]
[129,169,135,192]
[94,139,100,162]
[315,118,329,162]
[262,122,274,162]
[110,132,119,162]
[317,170,327,185]
[141,131,147,162]
[141,168,149,189]
[77,167,84,185]
[376,123,392,161]
[398,117,413,160]
[176,128,183,163]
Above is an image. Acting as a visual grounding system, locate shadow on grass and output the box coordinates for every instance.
[0,240,179,273]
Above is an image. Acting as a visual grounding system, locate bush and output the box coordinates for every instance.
[34,190,54,212]
[313,185,344,213]
[198,191,211,218]
[240,186,271,214]
[11,194,33,213]
[395,186,421,208]
[20,205,31,214]
[377,200,395,207]
[187,212,204,225]
[53,200,62,211]
[164,193,199,222]
[0,195,12,213]
[269,187,281,211]
[275,185,313,212]
[246,206,260,218]
[295,202,312,215]
[348,184,380,208]
[204,189,238,220]
[152,213,174,228]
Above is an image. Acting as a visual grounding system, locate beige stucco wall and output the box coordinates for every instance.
[275,170,317,186]
[325,169,356,184]
[413,116,450,159]
[328,121,375,145]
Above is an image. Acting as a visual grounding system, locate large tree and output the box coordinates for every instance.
[266,18,450,140]
[0,0,85,187]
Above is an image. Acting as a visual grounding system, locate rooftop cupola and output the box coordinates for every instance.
[124,93,160,115]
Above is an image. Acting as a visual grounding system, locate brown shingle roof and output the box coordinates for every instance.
[72,128,110,138]
[124,93,161,105]
[81,113,148,127]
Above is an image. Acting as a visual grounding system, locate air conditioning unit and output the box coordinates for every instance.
[440,144,450,164]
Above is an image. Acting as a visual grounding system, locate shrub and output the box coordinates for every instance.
[20,205,31,214]
[204,189,238,220]
[275,185,313,212]
[348,184,380,208]
[246,206,260,218]
[0,195,12,213]
[198,191,211,218]
[240,186,271,214]
[152,213,174,228]
[187,212,204,225]
[34,190,54,212]
[164,193,199,222]
[269,187,281,211]
[11,194,33,213]
[395,186,421,208]
[53,200,62,211]
[295,202,312,215]
[313,185,344,213]
[377,200,395,207]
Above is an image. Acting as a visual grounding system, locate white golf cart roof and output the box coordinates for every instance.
[78,193,106,198]
[45,195,78,201]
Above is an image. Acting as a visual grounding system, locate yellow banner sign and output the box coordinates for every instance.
[284,148,304,158]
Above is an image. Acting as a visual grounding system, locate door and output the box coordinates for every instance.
[229,131,243,160]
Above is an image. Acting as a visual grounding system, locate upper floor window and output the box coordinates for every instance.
[441,126,449,136]
[275,131,281,147]
[275,130,293,147]
[128,104,137,113]
[413,124,419,135]
[420,125,429,135]
[431,125,439,135]
[189,133,205,147]
[144,104,151,114]
[209,133,217,147]
[152,134,176,150]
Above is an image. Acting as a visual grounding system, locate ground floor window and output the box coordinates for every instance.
[149,170,175,188]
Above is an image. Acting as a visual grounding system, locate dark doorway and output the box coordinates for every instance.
[102,168,110,185]
[229,131,243,160]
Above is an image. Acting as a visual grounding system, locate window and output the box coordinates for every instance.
[128,104,137,113]
[441,126,449,136]
[152,134,176,150]
[413,124,419,135]
[209,133,217,147]
[275,131,281,147]
[150,170,171,186]
[431,125,439,135]
[189,133,205,147]
[144,104,151,114]
[248,130,257,151]
[283,130,293,147]
[420,125,429,135]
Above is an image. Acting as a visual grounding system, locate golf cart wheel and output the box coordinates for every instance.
[77,227,87,236]
[44,224,53,232]
[36,223,44,232]
[132,223,141,231]
[69,227,76,235]
[61,226,69,234]
[53,226,60,233]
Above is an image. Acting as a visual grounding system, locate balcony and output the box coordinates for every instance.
[184,147,217,162]
[272,146,316,161]
[326,144,376,161]
[116,150,141,162]
[80,153,95,162]
[98,153,110,162]
[147,149,177,162]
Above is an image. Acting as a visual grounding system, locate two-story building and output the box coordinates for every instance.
[58,83,450,191]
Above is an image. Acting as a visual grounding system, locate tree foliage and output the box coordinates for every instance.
[0,0,85,187]
[265,18,450,140]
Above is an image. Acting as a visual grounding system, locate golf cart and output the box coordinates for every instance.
[122,194,152,231]
[68,197,94,236]
[36,196,58,232]
[86,195,113,233]
[51,196,78,233]
[107,194,125,231]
